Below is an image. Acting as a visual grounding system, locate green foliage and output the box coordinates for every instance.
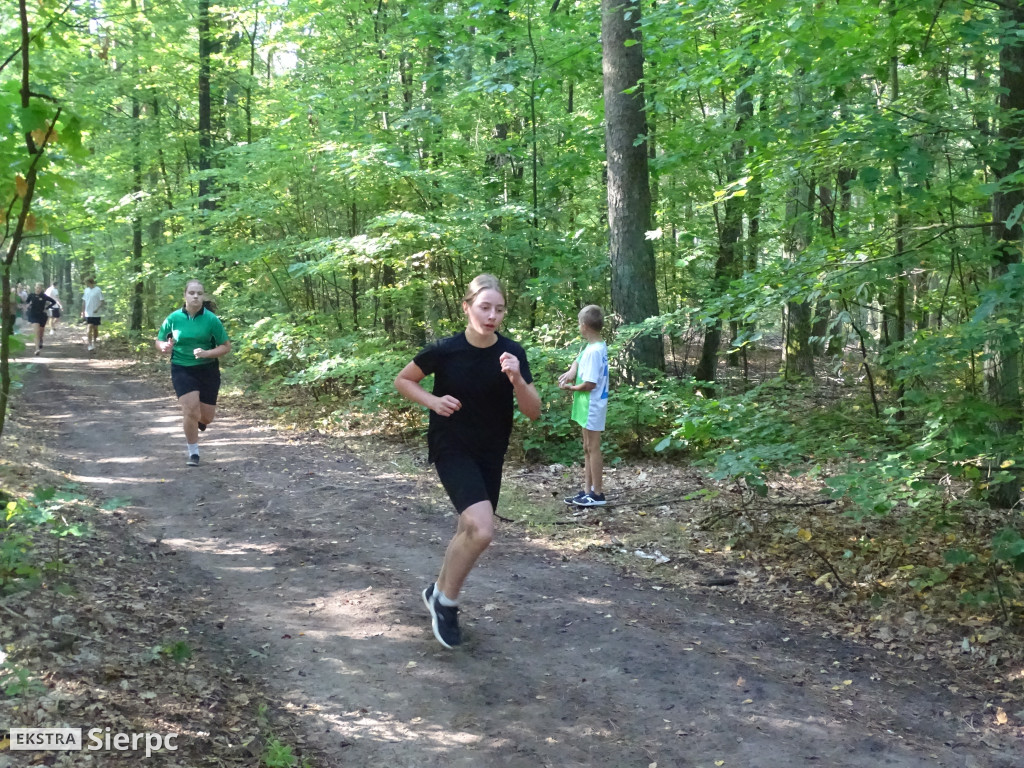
[256,703,310,768]
[1,663,46,698]
[1,487,90,593]
[262,738,306,768]
[992,528,1024,572]
[153,640,194,666]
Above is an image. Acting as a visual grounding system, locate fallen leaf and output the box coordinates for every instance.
[995,708,1007,725]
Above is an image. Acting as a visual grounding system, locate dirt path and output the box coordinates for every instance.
[10,337,1021,768]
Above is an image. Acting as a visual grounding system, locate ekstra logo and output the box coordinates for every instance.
[3,727,178,757]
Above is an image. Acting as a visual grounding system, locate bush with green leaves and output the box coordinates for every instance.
[1,486,90,594]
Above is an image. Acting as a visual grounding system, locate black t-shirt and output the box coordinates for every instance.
[413,331,533,462]
[25,292,56,320]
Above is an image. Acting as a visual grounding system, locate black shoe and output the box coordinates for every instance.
[422,584,461,648]
[577,492,606,507]
[187,454,200,467]
[198,422,207,432]
[563,490,589,505]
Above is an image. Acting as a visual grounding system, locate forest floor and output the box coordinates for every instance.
[0,327,1022,767]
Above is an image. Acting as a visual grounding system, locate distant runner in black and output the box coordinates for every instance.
[25,283,57,356]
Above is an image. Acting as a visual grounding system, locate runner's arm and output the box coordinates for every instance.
[394,361,461,417]
[194,340,231,360]
[499,353,542,421]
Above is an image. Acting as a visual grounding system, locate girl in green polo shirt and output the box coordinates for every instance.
[155,279,231,467]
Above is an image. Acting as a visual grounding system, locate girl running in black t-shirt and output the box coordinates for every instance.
[394,274,541,648]
[25,283,57,356]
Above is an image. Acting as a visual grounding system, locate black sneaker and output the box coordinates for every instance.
[577,492,606,507]
[198,422,207,432]
[563,490,589,505]
[187,454,200,467]
[422,584,461,648]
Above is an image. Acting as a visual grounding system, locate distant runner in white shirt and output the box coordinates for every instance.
[81,277,105,352]
[44,283,62,334]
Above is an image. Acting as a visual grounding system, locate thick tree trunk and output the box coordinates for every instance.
[986,0,1024,508]
[602,0,662,373]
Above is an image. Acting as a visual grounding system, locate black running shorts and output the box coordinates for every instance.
[26,313,47,326]
[170,361,221,404]
[433,450,505,514]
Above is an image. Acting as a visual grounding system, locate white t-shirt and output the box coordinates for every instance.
[571,341,609,431]
[44,286,59,306]
[82,285,103,317]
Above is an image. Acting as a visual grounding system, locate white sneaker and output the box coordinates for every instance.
[87,343,94,351]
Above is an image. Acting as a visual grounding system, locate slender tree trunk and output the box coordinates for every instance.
[1,0,54,437]
[602,0,662,373]
[129,0,144,332]
[782,177,815,379]
[889,23,907,412]
[697,71,753,381]
[197,0,216,260]
[130,94,144,331]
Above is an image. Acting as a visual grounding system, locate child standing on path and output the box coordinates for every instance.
[394,274,542,649]
[559,305,609,506]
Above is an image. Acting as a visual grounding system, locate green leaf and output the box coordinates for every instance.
[1005,201,1024,231]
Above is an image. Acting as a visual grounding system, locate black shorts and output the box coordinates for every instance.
[49,307,61,319]
[27,313,47,327]
[84,316,101,325]
[434,450,505,514]
[171,361,221,404]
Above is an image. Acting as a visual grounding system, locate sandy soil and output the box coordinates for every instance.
[5,333,1021,768]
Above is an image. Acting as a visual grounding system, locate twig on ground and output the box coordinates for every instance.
[801,542,849,590]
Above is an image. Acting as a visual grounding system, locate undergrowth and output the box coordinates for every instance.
[213,321,1024,629]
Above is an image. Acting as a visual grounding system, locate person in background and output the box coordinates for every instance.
[44,283,62,334]
[16,282,28,322]
[155,279,231,467]
[394,273,541,649]
[81,277,104,352]
[7,285,20,335]
[559,304,610,507]
[24,283,57,356]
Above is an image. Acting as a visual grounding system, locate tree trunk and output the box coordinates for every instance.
[697,71,753,381]
[986,0,1024,508]
[1,0,51,438]
[197,0,216,260]
[782,177,815,379]
[602,0,662,373]
[130,93,144,332]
